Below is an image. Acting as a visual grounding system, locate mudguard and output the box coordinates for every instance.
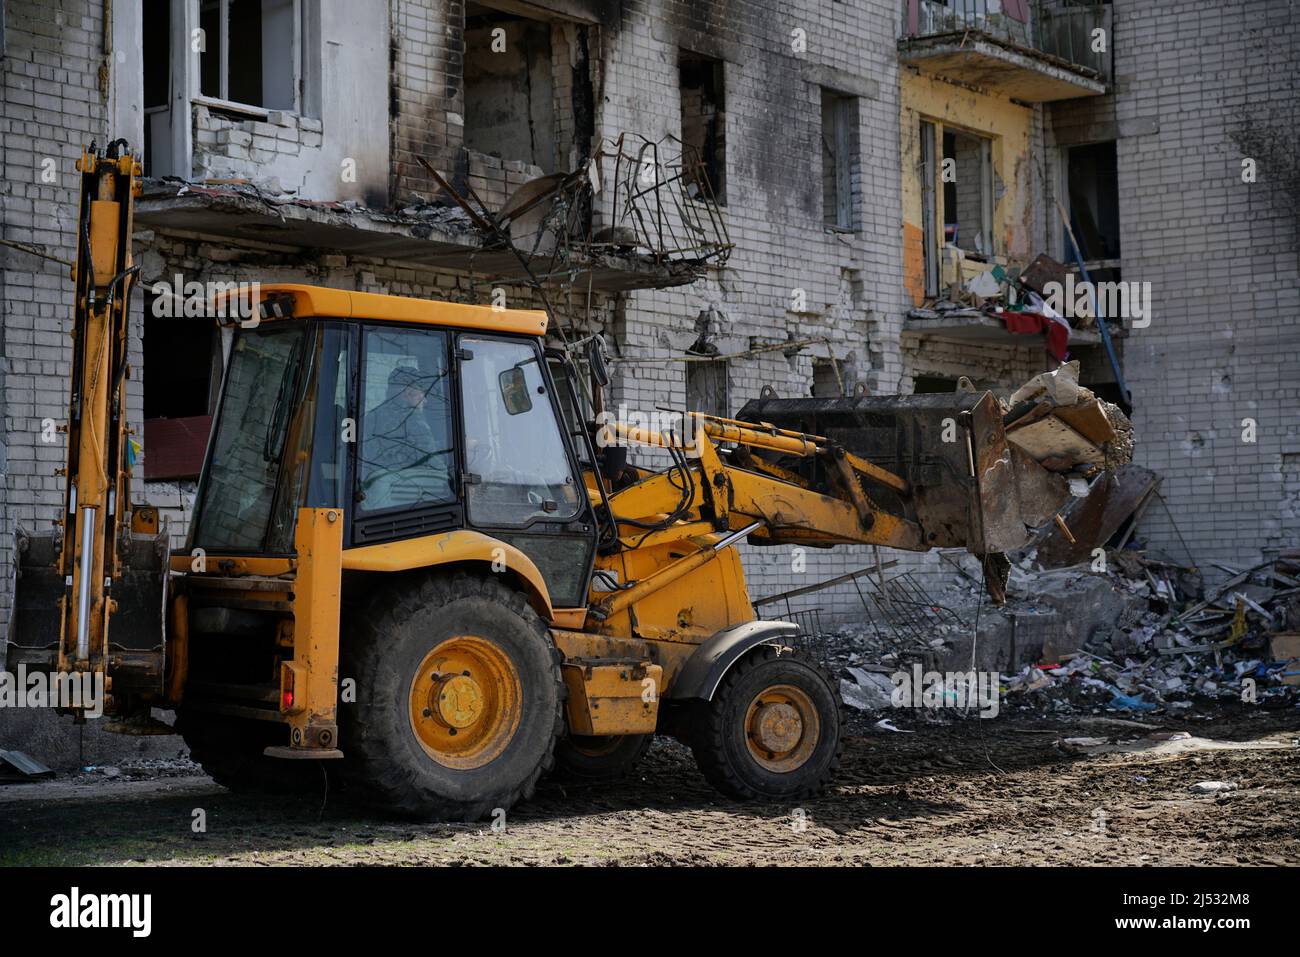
[668,620,799,701]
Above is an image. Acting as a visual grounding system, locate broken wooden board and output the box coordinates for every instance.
[1006,414,1105,469]
[1031,464,1162,567]
[1052,399,1117,448]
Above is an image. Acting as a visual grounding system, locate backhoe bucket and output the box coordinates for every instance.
[736,392,1069,556]
[6,526,170,695]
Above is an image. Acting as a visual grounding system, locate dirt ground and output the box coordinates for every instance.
[3,706,1297,867]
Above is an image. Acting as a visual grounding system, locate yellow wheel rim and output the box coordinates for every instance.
[408,635,521,769]
[744,684,820,773]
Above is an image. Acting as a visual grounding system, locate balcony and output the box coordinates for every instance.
[900,0,1108,102]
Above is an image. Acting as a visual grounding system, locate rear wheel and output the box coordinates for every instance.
[339,572,564,821]
[553,733,652,782]
[689,645,843,801]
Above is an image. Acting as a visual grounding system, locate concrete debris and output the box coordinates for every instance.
[826,548,1300,721]
[840,669,896,711]
[997,549,1300,716]
[1003,360,1132,477]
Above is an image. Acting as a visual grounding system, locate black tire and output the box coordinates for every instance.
[339,571,564,821]
[689,645,843,801]
[178,712,327,795]
[553,733,652,782]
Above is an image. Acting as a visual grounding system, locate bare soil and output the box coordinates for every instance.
[2,710,1296,866]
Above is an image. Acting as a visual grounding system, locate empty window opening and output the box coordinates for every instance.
[821,90,859,230]
[812,359,844,397]
[912,375,960,395]
[143,0,171,176]
[1065,140,1121,269]
[463,7,559,172]
[942,128,993,258]
[199,0,299,111]
[679,51,726,204]
[685,358,729,420]
[143,298,223,480]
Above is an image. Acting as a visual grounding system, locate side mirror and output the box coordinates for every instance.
[586,336,610,389]
[499,366,533,415]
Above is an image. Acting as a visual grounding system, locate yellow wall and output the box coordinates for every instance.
[899,70,1035,305]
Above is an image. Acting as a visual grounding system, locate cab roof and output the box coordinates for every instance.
[240,283,548,337]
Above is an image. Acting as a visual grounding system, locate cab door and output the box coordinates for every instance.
[456,335,597,609]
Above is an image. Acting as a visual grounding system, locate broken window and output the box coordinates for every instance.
[812,359,843,397]
[920,120,940,297]
[1065,140,1121,282]
[142,297,223,480]
[912,375,960,395]
[463,7,558,172]
[821,89,859,230]
[679,51,726,204]
[198,0,300,111]
[685,358,729,420]
[942,128,994,258]
[143,0,172,175]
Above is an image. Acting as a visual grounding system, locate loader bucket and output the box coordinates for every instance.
[735,391,1070,556]
[6,526,170,694]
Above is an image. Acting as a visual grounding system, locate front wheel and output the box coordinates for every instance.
[689,646,843,801]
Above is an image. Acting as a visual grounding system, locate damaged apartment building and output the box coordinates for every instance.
[1,0,1297,636]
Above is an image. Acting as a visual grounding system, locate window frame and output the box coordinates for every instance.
[352,322,459,520]
[456,333,587,531]
[195,0,306,115]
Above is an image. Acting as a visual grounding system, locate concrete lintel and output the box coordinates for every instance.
[803,63,880,100]
[472,0,605,24]
[1118,116,1161,138]
[655,21,743,64]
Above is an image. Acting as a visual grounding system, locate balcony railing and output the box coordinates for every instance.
[903,0,1109,80]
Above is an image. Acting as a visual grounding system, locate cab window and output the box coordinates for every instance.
[357,326,456,513]
[461,337,580,527]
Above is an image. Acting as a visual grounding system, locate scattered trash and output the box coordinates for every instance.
[874,719,913,733]
[1189,781,1237,794]
[0,750,54,782]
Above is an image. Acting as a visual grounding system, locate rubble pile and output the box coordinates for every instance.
[828,548,1300,720]
[1003,549,1300,716]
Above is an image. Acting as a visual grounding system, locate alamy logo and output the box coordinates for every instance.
[890,666,1001,718]
[50,887,151,937]
[150,276,262,326]
[1041,274,1151,328]
[0,667,104,718]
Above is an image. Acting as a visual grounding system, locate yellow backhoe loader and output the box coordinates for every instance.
[7,143,1090,818]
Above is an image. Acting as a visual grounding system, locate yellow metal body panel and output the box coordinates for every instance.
[551,629,695,691]
[236,283,549,336]
[561,659,662,736]
[342,529,554,619]
[169,554,296,577]
[284,507,344,751]
[593,542,755,649]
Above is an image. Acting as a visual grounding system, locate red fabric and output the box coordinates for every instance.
[143,415,213,480]
[1002,311,1070,362]
[1003,0,1031,23]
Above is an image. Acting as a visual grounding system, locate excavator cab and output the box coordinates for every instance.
[188,290,600,604]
